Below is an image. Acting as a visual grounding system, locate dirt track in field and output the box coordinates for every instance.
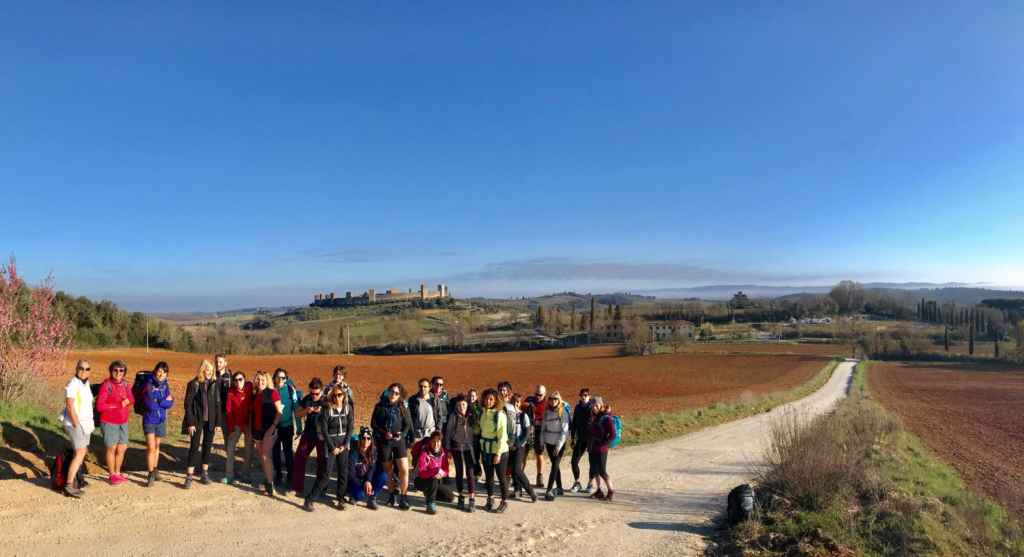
[64,344,833,426]
[869,361,1024,516]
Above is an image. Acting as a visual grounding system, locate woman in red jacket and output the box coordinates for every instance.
[95,360,134,485]
[224,371,253,485]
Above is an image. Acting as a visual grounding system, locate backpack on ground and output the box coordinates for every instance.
[49,447,82,492]
[608,415,623,448]
[132,372,153,416]
[726,484,756,526]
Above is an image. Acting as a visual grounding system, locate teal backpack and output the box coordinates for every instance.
[608,415,623,449]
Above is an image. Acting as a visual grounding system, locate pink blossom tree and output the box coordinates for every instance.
[0,256,73,404]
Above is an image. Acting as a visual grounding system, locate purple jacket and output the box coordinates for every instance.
[143,377,174,426]
[588,414,615,454]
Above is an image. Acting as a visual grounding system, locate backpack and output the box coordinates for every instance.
[49,447,82,492]
[132,372,153,416]
[92,382,112,419]
[608,415,623,449]
[726,484,756,525]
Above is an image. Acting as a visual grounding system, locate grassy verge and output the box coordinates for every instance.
[622,358,839,446]
[710,361,1024,557]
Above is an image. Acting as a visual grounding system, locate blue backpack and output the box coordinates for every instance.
[608,415,622,449]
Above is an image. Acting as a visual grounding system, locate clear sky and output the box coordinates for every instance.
[3,2,1022,311]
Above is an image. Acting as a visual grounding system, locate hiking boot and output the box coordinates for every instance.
[484,497,494,512]
[146,471,155,488]
[199,471,211,485]
[221,475,232,485]
[398,495,411,511]
[457,495,466,511]
[535,474,543,488]
[387,492,397,507]
[590,489,605,500]
[583,483,592,494]
[555,486,565,497]
[529,492,538,503]
[336,499,346,511]
[467,496,476,513]
[495,500,508,513]
[184,475,193,489]
[569,482,581,493]
[303,498,314,512]
[367,498,378,510]
[605,490,614,502]
[544,490,555,502]
[63,485,83,498]
[426,502,437,515]
[264,481,274,496]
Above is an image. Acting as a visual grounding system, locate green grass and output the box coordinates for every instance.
[621,359,839,446]
[715,361,1024,556]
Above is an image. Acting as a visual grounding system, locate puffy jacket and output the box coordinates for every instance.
[589,413,616,454]
[225,383,253,432]
[479,408,509,455]
[417,446,448,479]
[181,378,221,434]
[444,411,476,452]
[541,405,571,449]
[96,378,134,425]
[371,399,412,443]
[142,377,173,426]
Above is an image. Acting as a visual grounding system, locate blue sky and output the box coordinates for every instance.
[3,2,1022,311]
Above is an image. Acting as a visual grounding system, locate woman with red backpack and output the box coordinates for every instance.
[588,396,616,502]
[96,360,134,486]
[142,361,173,487]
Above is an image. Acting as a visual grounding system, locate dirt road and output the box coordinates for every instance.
[0,361,854,557]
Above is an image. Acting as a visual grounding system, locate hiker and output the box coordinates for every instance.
[408,377,436,444]
[271,368,300,492]
[479,388,510,513]
[541,391,571,500]
[96,360,134,485]
[415,431,454,515]
[348,427,386,510]
[526,384,548,487]
[508,393,537,502]
[142,361,173,487]
[569,388,594,493]
[291,377,327,495]
[430,376,449,433]
[224,371,254,485]
[444,394,477,512]
[588,396,616,502]
[325,365,354,416]
[371,382,413,510]
[213,354,232,472]
[468,388,483,477]
[60,360,94,498]
[182,359,221,488]
[252,370,283,496]
[303,386,353,511]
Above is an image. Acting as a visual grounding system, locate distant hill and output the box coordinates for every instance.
[638,283,1024,305]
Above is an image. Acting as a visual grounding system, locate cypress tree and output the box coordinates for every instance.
[969,312,975,355]
[614,305,622,322]
[944,325,949,352]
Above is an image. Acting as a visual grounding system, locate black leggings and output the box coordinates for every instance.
[310,449,349,499]
[473,435,483,477]
[187,422,215,469]
[545,443,565,492]
[508,446,535,497]
[452,448,476,494]
[272,425,295,483]
[482,452,509,501]
[414,477,455,504]
[571,438,590,483]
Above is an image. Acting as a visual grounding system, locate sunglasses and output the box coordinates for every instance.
[235,378,245,382]
[113,369,126,374]
[78,367,91,372]
[332,393,344,398]
[311,390,322,396]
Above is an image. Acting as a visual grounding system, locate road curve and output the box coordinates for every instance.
[0,360,855,557]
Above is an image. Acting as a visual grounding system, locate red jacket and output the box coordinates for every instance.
[226,383,253,431]
[96,378,134,425]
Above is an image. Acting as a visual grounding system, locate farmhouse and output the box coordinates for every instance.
[648,321,694,342]
[312,283,451,308]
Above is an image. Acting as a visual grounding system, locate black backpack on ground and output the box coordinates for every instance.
[726,484,756,526]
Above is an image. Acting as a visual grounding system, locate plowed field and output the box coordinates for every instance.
[65,344,832,426]
[869,361,1024,516]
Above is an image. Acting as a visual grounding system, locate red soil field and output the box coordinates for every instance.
[869,361,1024,516]
[64,344,832,427]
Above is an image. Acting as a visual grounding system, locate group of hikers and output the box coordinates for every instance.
[58,356,619,515]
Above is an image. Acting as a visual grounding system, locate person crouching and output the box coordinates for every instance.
[415,431,454,514]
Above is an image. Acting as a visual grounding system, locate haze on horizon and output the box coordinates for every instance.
[3,3,1022,312]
